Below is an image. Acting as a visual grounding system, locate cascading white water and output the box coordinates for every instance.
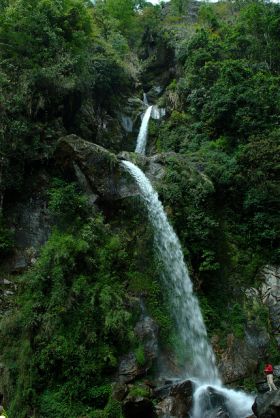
[191,383,255,418]
[135,105,153,154]
[151,106,166,120]
[121,160,220,384]
[121,160,254,417]
[143,92,149,105]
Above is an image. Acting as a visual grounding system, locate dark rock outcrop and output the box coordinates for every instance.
[197,387,231,418]
[134,315,159,363]
[252,389,280,417]
[118,352,146,384]
[216,283,270,383]
[123,396,156,418]
[218,327,269,384]
[56,135,124,200]
[155,379,193,417]
[118,314,159,383]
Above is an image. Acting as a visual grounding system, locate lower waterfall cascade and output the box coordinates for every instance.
[121,158,255,417]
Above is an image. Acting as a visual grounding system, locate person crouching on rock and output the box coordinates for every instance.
[264,363,277,391]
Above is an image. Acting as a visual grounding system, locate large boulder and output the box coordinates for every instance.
[154,379,193,418]
[218,326,269,384]
[56,135,126,200]
[56,135,167,201]
[193,386,231,418]
[252,390,280,417]
[118,353,146,384]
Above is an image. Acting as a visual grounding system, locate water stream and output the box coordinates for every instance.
[121,159,254,417]
[135,105,153,154]
[143,92,149,105]
[122,160,220,385]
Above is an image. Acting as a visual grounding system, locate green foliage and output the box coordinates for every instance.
[0,215,14,256]
[268,337,280,365]
[135,344,146,367]
[48,178,89,228]
[0,204,134,416]
[157,2,280,322]
[241,376,257,392]
[159,156,219,273]
[128,384,150,398]
[229,303,245,338]
[199,295,220,332]
[0,0,134,190]
[2,0,280,413]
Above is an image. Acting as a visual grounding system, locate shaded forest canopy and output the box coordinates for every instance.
[0,1,279,417]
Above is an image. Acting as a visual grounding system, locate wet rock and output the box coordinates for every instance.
[193,386,234,418]
[118,352,146,384]
[218,327,269,383]
[273,365,280,378]
[10,196,51,258]
[252,389,280,417]
[170,379,193,398]
[134,315,159,362]
[206,388,230,417]
[156,396,191,418]
[154,379,193,417]
[256,379,270,394]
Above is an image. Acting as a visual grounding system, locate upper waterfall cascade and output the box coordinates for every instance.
[135,105,153,154]
[143,92,149,105]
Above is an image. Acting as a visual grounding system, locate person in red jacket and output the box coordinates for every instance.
[264,364,277,391]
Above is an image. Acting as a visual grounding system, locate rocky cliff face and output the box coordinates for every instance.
[261,266,280,349]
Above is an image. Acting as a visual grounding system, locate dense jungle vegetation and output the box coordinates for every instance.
[0,0,279,417]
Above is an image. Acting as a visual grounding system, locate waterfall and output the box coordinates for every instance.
[135,105,153,154]
[121,160,254,417]
[121,160,220,385]
[143,92,149,105]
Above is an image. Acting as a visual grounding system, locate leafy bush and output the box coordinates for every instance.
[0,208,134,416]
